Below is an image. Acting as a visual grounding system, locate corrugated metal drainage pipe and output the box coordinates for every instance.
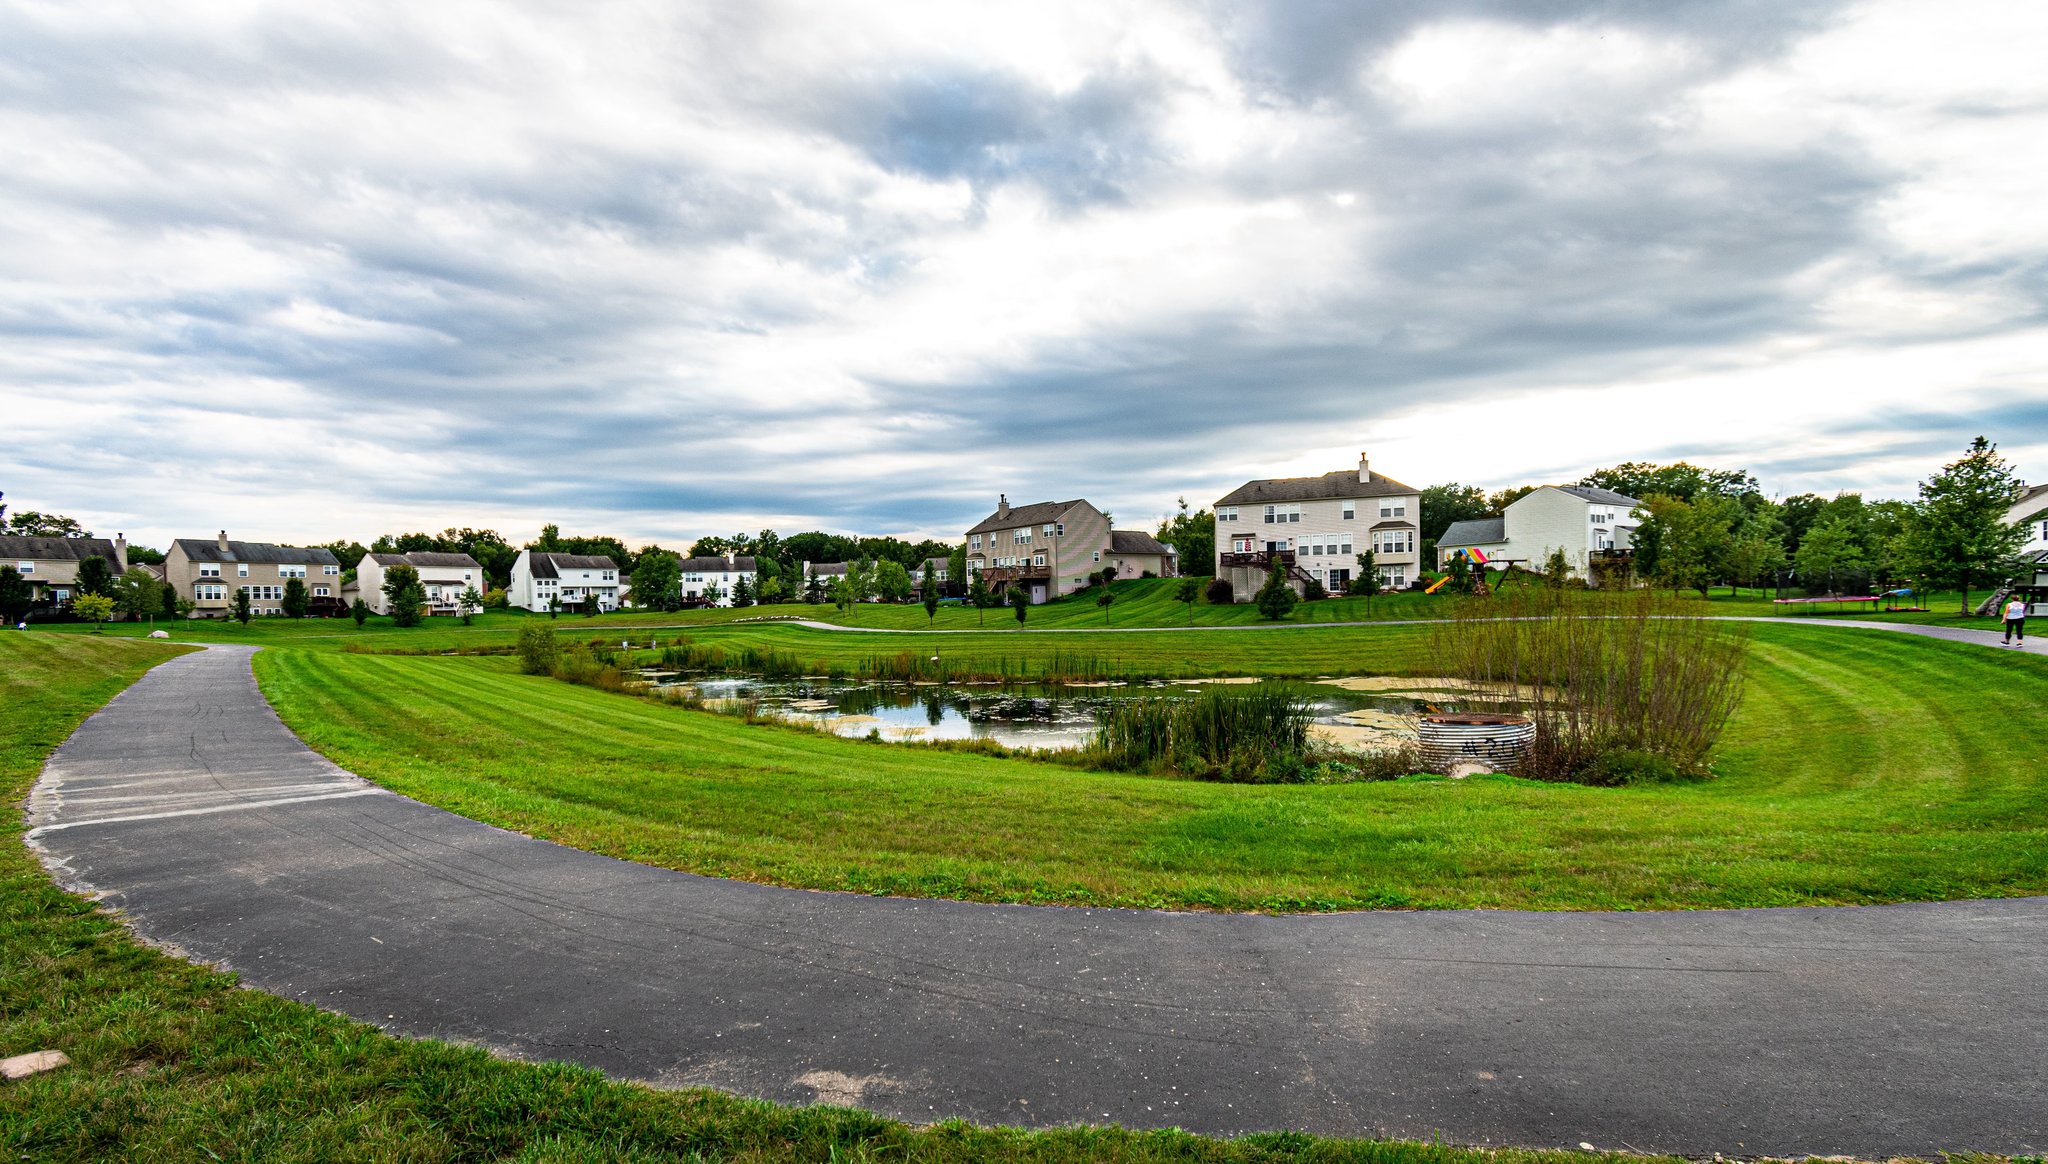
[1416,713,1535,774]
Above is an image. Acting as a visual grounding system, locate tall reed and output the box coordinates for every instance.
[1088,686,1314,781]
[1428,589,1748,781]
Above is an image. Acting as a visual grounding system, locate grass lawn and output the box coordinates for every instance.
[3,632,1682,1163]
[255,622,2048,913]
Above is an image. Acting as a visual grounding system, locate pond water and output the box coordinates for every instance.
[655,675,1511,752]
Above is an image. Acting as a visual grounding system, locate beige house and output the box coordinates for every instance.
[1107,530,1175,580]
[358,551,486,616]
[164,532,342,618]
[964,496,1116,603]
[0,535,128,610]
[1435,485,1643,576]
[1213,454,1421,598]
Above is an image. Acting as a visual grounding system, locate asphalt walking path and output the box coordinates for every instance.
[25,636,2047,1157]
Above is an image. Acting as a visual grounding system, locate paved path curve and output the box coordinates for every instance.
[25,641,2045,1158]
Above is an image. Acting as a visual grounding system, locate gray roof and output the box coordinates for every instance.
[1109,530,1170,556]
[1557,486,1643,508]
[1368,519,1417,532]
[2014,483,2048,524]
[370,551,482,569]
[1437,517,1506,548]
[174,539,339,566]
[0,536,122,563]
[525,552,617,579]
[966,499,1088,536]
[805,561,849,576]
[1215,469,1418,507]
[677,555,756,573]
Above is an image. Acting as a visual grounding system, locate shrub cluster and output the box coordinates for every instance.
[1429,589,1747,784]
[1085,686,1315,782]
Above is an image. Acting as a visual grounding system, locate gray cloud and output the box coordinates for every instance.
[1,0,2043,548]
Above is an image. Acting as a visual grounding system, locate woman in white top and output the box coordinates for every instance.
[2003,596,2028,645]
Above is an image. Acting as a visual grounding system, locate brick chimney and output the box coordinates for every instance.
[217,530,230,552]
[997,494,1010,519]
[1358,451,1371,483]
[114,533,128,572]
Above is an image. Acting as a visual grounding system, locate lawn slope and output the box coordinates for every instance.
[257,622,2048,912]
[6,633,1673,1162]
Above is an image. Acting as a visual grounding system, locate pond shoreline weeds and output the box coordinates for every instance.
[642,670,1516,754]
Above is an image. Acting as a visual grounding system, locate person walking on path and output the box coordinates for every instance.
[2003,595,2028,646]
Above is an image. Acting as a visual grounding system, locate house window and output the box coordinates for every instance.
[1218,507,1237,522]
[1014,529,1032,546]
[324,565,339,575]
[199,564,220,577]
[1341,502,1355,520]
[314,586,330,596]
[1378,501,1407,518]
[1043,524,1055,537]
[1092,551,1101,562]
[237,564,249,577]
[279,565,306,578]
[196,584,225,601]
[1340,535,1353,555]
[14,562,30,574]
[1591,512,1610,526]
[1054,523,1064,536]
[1033,554,1045,567]
[969,535,982,550]
[1263,504,1301,523]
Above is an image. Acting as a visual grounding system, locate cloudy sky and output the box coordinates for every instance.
[3,0,2045,551]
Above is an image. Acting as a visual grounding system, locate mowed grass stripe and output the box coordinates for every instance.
[256,623,2048,912]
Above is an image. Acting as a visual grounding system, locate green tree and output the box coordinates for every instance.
[73,592,115,628]
[1254,564,1298,620]
[351,598,371,627]
[803,569,827,605]
[1579,461,1759,504]
[517,624,560,675]
[630,550,682,612]
[113,567,162,622]
[1900,436,2029,614]
[383,564,426,628]
[460,586,483,625]
[230,588,253,626]
[872,560,913,603]
[281,577,310,618]
[2,510,88,537]
[1795,513,1865,595]
[946,544,968,597]
[161,581,182,619]
[1096,583,1115,624]
[967,571,993,626]
[731,574,755,608]
[1155,498,1215,577]
[0,566,33,624]
[74,554,113,598]
[1174,574,1201,623]
[1543,547,1571,589]
[1008,584,1030,625]
[921,561,940,627]
[1352,548,1380,613]
[1419,484,1491,545]
[1487,485,1538,514]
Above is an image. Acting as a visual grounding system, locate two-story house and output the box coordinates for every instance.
[2008,483,2048,561]
[676,555,757,606]
[509,550,621,612]
[963,497,1115,603]
[164,532,342,617]
[1435,486,1643,576]
[0,534,128,613]
[358,551,486,616]
[1213,454,1421,598]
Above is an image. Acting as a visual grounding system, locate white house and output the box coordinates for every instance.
[1214,453,1422,597]
[1436,485,1643,576]
[357,552,485,616]
[509,550,622,612]
[2008,482,2048,561]
[676,555,756,606]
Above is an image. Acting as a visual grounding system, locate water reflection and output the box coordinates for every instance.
[662,676,1494,752]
